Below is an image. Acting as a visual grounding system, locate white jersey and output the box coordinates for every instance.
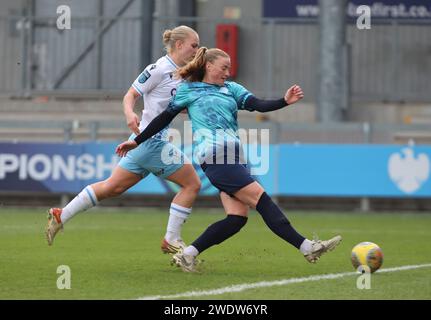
[131,55,181,140]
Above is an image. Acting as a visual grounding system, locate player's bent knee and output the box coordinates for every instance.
[235,189,262,209]
[191,180,202,194]
[185,178,201,194]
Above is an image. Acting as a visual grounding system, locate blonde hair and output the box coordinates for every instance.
[176,47,229,82]
[162,25,197,54]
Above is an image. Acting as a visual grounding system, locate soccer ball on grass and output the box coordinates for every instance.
[351,242,383,273]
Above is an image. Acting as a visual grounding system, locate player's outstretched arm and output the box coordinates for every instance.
[244,84,304,113]
[115,108,180,157]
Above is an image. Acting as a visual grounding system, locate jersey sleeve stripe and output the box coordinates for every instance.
[132,83,144,96]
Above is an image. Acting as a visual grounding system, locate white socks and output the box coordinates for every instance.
[299,239,313,254]
[165,203,191,242]
[60,191,191,243]
[183,245,199,257]
[60,186,98,224]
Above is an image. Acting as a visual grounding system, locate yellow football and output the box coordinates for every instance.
[351,242,384,273]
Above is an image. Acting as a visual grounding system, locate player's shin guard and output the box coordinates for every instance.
[256,192,305,249]
[191,214,247,254]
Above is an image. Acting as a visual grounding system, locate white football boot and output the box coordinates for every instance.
[171,251,198,273]
[161,238,186,254]
[45,208,64,246]
[304,235,342,263]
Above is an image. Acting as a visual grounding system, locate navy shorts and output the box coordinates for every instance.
[201,162,255,196]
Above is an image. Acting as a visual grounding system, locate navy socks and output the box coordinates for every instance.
[192,214,248,253]
[256,192,305,249]
[189,192,304,254]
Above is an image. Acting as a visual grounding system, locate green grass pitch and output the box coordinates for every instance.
[1,207,431,300]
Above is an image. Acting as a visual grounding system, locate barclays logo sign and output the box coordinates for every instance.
[388,144,430,194]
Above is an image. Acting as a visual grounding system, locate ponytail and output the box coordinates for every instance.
[176,47,207,82]
[176,47,229,82]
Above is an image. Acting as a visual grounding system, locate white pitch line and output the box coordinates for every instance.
[137,263,431,300]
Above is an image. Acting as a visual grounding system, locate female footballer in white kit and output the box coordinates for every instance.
[45,26,201,254]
